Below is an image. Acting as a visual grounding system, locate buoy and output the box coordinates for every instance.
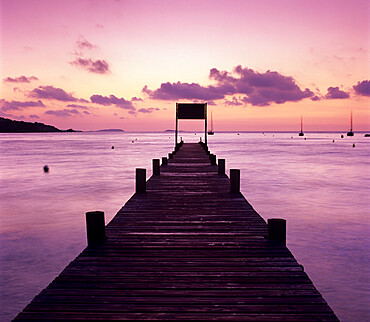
[353,143,355,147]
[111,146,114,149]
[304,138,306,140]
[341,135,344,138]
[43,165,49,172]
[332,140,335,142]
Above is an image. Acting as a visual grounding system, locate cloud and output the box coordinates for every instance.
[131,97,143,101]
[1,100,45,112]
[76,37,95,50]
[29,85,84,102]
[143,65,315,106]
[66,104,90,109]
[324,87,350,99]
[138,107,160,113]
[311,95,321,101]
[224,97,242,106]
[70,58,110,74]
[3,75,38,83]
[45,109,80,117]
[142,83,225,101]
[29,114,40,119]
[353,80,370,96]
[90,94,135,110]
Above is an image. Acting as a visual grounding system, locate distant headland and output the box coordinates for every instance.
[0,117,78,133]
[96,129,125,132]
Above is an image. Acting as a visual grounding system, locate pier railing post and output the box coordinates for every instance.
[230,169,240,193]
[162,157,168,165]
[152,159,160,176]
[210,154,216,165]
[168,153,173,159]
[136,168,146,193]
[218,159,225,175]
[267,219,286,245]
[85,211,105,247]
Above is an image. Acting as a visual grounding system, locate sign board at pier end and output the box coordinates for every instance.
[175,102,208,145]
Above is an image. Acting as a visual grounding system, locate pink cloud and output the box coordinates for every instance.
[143,65,315,106]
[29,85,86,102]
[324,87,350,99]
[45,109,80,117]
[29,114,40,119]
[138,107,160,113]
[1,100,45,112]
[70,58,110,74]
[131,97,143,101]
[224,97,242,106]
[353,80,370,96]
[90,94,135,110]
[76,37,95,50]
[3,75,38,83]
[66,104,90,109]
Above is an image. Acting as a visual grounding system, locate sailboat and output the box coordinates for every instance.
[208,111,214,135]
[347,111,354,136]
[298,115,304,136]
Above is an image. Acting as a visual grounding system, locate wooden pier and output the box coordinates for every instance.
[14,143,338,321]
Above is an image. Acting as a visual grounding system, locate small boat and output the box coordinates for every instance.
[364,134,370,137]
[208,111,214,135]
[347,111,354,136]
[298,116,304,136]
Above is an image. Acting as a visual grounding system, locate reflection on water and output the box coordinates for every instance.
[0,132,369,321]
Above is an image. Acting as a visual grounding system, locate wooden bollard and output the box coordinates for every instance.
[152,159,160,176]
[162,157,168,165]
[136,168,146,193]
[168,153,173,159]
[268,219,286,245]
[210,154,216,165]
[230,169,240,193]
[86,211,105,247]
[218,159,225,175]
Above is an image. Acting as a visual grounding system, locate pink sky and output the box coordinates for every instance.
[1,0,369,131]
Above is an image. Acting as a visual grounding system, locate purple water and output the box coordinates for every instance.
[0,132,369,321]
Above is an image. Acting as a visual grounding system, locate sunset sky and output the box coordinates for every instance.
[1,0,369,131]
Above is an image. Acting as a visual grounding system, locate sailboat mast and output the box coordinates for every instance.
[211,112,213,131]
[301,115,303,132]
[350,111,353,131]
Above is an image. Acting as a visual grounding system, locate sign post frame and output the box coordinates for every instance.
[175,102,207,146]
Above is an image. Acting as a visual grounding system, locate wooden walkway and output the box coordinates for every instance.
[14,143,338,321]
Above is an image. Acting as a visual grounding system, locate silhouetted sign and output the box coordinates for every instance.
[177,103,206,119]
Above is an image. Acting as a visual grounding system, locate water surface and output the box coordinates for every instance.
[0,132,369,321]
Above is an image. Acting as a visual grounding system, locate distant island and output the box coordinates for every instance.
[164,129,187,133]
[96,129,125,132]
[0,117,77,133]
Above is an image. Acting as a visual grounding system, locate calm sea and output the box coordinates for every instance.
[0,132,369,321]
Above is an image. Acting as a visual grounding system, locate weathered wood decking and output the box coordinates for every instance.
[14,143,338,321]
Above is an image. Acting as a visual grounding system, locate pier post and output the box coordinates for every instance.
[169,153,173,159]
[210,154,216,165]
[85,211,105,247]
[230,169,240,193]
[218,159,225,175]
[162,157,168,165]
[267,219,286,245]
[136,168,146,193]
[152,159,160,176]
